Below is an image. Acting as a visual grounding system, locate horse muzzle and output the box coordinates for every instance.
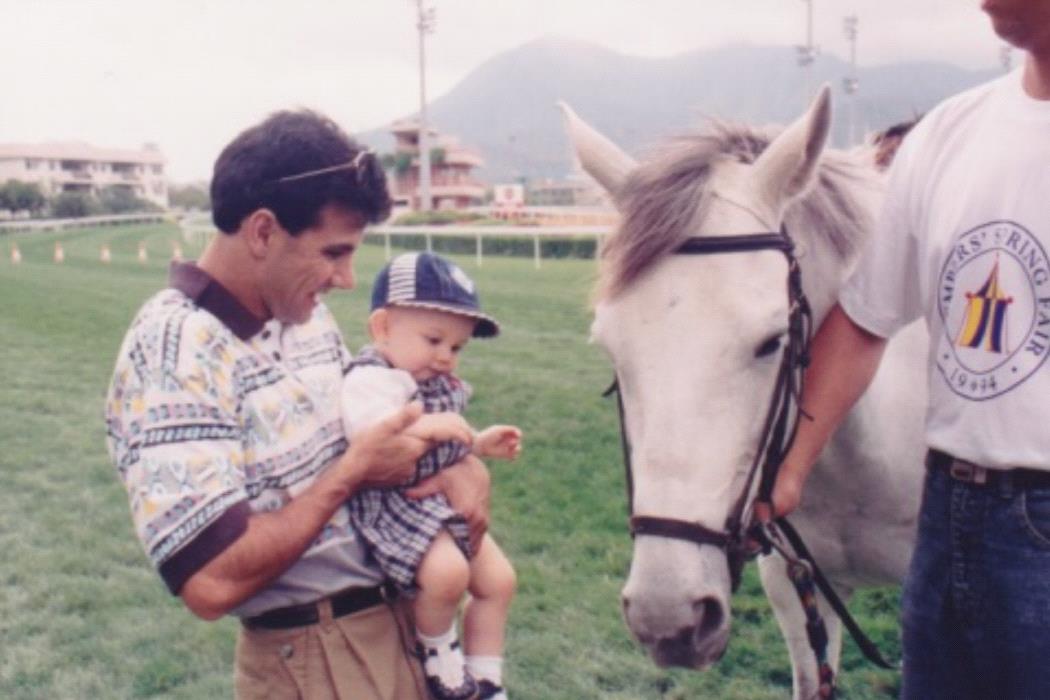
[620,541,733,669]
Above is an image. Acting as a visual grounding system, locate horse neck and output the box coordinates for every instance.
[796,237,853,328]
[791,177,884,327]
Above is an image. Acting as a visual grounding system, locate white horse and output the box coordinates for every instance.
[561,87,929,699]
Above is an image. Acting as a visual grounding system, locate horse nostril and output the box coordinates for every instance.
[692,596,724,638]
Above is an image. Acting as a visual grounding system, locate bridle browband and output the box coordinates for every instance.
[604,226,813,590]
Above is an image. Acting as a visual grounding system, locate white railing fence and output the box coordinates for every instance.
[372,225,613,269]
[0,212,168,233]
[2,214,615,270]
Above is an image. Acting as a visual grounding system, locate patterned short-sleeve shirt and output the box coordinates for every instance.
[105,262,382,617]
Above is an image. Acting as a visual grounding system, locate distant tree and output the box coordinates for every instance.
[0,180,46,215]
[98,187,140,213]
[51,192,99,218]
[380,151,444,175]
[97,186,163,214]
[393,153,413,175]
[168,183,210,211]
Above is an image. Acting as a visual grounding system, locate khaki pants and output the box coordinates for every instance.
[235,599,426,700]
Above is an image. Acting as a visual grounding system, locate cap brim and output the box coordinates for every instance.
[387,301,501,338]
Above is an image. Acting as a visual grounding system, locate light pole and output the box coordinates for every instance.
[796,0,818,103]
[843,15,860,144]
[413,0,436,212]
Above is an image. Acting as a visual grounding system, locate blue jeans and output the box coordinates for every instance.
[901,465,1050,699]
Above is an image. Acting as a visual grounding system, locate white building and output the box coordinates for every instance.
[0,141,168,208]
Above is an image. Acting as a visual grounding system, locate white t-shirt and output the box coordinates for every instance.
[840,68,1050,470]
[341,364,418,439]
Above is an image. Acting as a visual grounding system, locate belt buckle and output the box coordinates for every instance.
[950,460,987,485]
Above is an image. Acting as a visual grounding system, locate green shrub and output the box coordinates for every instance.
[50,192,99,218]
[392,210,488,226]
[364,232,599,260]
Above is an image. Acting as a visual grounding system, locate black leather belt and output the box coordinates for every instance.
[926,449,1050,489]
[242,584,392,631]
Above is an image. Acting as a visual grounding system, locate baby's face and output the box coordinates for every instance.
[377,306,475,381]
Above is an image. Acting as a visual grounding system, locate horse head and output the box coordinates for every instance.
[561,87,878,669]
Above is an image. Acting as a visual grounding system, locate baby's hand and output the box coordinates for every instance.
[473,425,522,460]
[406,411,474,447]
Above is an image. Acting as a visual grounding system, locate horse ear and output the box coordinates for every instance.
[752,84,832,208]
[558,101,637,198]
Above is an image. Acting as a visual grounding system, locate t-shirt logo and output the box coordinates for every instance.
[954,255,1013,352]
[937,220,1050,400]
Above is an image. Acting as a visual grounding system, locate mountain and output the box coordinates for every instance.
[358,37,999,184]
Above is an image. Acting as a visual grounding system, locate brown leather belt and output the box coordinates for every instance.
[926,449,1050,489]
[242,584,392,631]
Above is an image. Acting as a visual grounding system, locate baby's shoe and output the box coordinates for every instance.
[417,639,478,700]
[477,679,508,700]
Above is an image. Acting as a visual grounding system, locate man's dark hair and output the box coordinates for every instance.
[874,114,923,144]
[211,110,391,235]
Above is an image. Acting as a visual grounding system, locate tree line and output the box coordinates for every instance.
[0,180,211,218]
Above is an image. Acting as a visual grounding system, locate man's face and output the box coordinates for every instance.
[982,0,1050,52]
[261,205,364,324]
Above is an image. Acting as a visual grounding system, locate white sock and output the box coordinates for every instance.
[466,655,503,686]
[417,625,469,689]
[417,624,457,650]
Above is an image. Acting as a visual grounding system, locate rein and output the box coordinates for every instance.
[603,227,894,697]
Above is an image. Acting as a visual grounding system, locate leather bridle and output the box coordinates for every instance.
[603,227,896,686]
[604,226,813,591]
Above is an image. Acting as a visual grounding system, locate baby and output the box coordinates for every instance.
[341,252,520,700]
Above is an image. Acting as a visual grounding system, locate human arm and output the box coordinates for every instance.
[472,425,522,460]
[762,303,889,519]
[181,400,474,619]
[404,454,491,551]
[180,402,433,618]
[404,411,475,448]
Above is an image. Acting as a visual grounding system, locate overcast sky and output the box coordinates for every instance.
[1,0,1007,183]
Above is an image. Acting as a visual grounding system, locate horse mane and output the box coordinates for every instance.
[597,121,880,300]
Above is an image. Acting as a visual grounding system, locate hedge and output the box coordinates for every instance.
[363,233,599,260]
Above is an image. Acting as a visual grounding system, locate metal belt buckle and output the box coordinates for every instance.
[950,460,987,485]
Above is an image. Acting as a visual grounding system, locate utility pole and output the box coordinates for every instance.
[796,0,818,104]
[843,15,860,144]
[413,0,436,211]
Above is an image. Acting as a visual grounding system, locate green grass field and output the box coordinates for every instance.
[0,222,900,699]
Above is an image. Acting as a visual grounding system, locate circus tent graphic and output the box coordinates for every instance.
[955,255,1014,353]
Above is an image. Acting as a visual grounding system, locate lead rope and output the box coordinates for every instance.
[751,522,836,699]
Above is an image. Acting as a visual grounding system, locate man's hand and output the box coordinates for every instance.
[473,425,522,460]
[405,412,474,446]
[405,454,491,551]
[339,401,428,489]
[753,468,805,523]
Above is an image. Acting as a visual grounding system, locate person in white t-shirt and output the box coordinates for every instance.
[767,2,1050,698]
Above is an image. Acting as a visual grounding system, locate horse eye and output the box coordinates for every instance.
[755,336,782,358]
